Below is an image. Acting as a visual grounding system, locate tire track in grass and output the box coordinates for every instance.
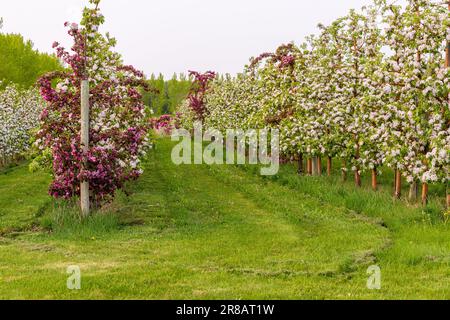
[206,163,392,276]
[144,139,390,277]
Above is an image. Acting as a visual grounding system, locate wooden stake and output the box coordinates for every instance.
[409,181,418,203]
[445,1,450,208]
[371,168,377,191]
[421,182,428,206]
[394,170,402,199]
[80,80,90,217]
[307,158,312,175]
[312,157,318,176]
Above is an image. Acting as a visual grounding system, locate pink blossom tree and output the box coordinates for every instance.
[36,0,152,205]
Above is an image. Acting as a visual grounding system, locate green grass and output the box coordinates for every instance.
[0,138,448,299]
[0,163,52,233]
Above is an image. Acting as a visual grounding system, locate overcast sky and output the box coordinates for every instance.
[2,0,380,78]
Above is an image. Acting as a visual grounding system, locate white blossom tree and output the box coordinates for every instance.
[0,83,43,166]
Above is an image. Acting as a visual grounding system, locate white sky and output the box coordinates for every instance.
[2,0,380,78]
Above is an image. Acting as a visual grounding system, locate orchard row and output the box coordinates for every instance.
[177,0,450,205]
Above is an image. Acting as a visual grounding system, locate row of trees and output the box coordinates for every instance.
[142,73,191,116]
[177,0,450,206]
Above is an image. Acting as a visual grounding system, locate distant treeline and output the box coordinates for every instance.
[142,73,191,116]
[0,20,62,88]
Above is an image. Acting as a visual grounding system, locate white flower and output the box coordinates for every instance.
[118,159,126,168]
[383,85,392,94]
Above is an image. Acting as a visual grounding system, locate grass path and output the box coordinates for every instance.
[0,138,448,299]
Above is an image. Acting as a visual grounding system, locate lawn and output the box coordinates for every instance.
[0,138,448,299]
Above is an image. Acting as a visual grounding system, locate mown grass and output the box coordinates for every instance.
[0,162,52,233]
[0,138,448,299]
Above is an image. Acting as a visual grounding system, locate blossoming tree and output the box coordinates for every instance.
[0,84,43,166]
[37,0,152,208]
[378,0,449,203]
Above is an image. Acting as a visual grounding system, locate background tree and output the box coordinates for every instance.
[161,82,170,115]
[141,73,191,115]
[0,19,61,88]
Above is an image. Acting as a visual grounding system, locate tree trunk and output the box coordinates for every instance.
[447,191,450,209]
[447,181,450,209]
[355,169,362,188]
[421,182,428,206]
[393,170,397,197]
[354,141,361,188]
[307,158,312,175]
[297,153,304,175]
[342,160,347,182]
[371,169,377,191]
[409,181,418,203]
[394,170,402,199]
[327,157,332,177]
